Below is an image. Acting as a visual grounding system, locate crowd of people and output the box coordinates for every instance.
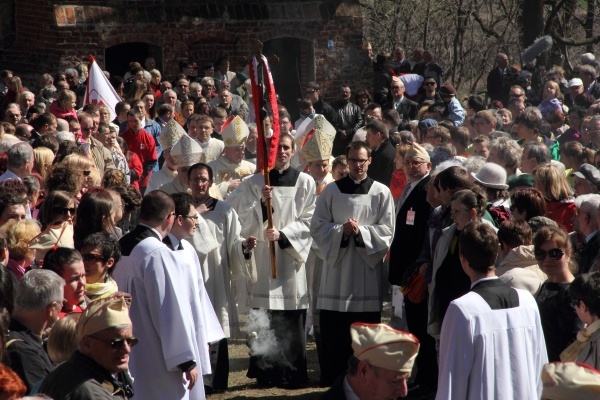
[1,44,600,400]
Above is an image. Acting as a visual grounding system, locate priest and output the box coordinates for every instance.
[208,115,256,200]
[113,191,207,400]
[310,140,395,386]
[227,132,316,387]
[436,222,548,400]
[186,164,257,391]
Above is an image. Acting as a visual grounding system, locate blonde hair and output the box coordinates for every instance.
[396,143,412,158]
[88,168,102,187]
[1,219,41,261]
[62,153,95,172]
[533,164,573,202]
[33,147,55,181]
[56,90,76,110]
[543,80,562,100]
[47,313,81,364]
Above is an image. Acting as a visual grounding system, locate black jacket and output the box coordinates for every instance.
[313,97,339,128]
[331,100,364,156]
[389,175,433,286]
[383,97,419,121]
[368,139,396,186]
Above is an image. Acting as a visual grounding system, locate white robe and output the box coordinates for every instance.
[113,235,206,400]
[436,288,548,400]
[190,200,249,338]
[145,164,177,195]
[207,156,255,199]
[310,180,395,312]
[197,138,224,164]
[227,172,315,310]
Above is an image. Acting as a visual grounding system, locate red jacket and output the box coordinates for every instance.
[120,127,157,188]
[545,199,576,233]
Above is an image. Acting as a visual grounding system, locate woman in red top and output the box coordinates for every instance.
[390,143,410,201]
[534,163,576,232]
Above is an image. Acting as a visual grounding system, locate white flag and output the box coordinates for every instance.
[83,56,121,121]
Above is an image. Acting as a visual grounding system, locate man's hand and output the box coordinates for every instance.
[342,219,359,237]
[184,368,198,390]
[228,178,241,192]
[244,236,258,250]
[266,228,280,241]
[196,203,209,215]
[261,185,273,203]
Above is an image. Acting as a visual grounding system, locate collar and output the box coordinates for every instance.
[470,276,498,289]
[409,172,429,186]
[343,375,361,400]
[586,230,599,243]
[138,223,163,240]
[198,138,211,147]
[350,174,368,184]
[166,233,181,249]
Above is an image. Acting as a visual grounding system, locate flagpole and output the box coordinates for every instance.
[251,42,277,279]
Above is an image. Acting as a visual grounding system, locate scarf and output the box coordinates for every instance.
[560,319,600,361]
[84,279,119,301]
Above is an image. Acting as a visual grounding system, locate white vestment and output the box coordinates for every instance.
[227,171,315,310]
[113,233,207,400]
[145,164,177,195]
[310,180,395,312]
[197,138,224,164]
[208,156,255,199]
[190,200,249,338]
[436,287,548,400]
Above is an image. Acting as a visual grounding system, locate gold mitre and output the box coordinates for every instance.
[158,119,186,149]
[300,115,336,162]
[221,115,249,147]
[171,134,203,167]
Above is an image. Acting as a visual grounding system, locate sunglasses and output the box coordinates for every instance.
[534,248,565,261]
[82,253,106,263]
[423,82,436,86]
[89,336,139,349]
[54,207,76,215]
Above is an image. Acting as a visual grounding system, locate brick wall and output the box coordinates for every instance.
[0,0,371,105]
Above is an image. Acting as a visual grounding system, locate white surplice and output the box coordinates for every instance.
[145,164,177,195]
[197,138,224,164]
[113,234,206,400]
[310,181,395,312]
[436,288,548,400]
[227,172,315,310]
[190,200,249,338]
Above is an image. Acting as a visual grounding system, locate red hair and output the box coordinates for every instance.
[0,364,26,399]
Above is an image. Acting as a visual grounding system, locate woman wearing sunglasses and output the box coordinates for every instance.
[534,226,583,361]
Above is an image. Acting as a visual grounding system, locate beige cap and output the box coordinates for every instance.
[300,115,336,162]
[220,115,249,147]
[405,143,430,162]
[158,119,186,150]
[351,323,419,373]
[28,221,74,261]
[171,134,203,167]
[542,362,600,399]
[77,296,132,338]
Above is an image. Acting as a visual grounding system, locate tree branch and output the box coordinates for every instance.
[552,31,600,46]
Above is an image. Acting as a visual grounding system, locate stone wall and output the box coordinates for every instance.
[1,0,371,104]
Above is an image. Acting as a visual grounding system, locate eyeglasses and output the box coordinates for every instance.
[403,160,427,167]
[423,82,436,86]
[183,214,199,221]
[348,158,369,165]
[82,253,106,263]
[89,336,139,349]
[534,248,565,261]
[54,207,76,215]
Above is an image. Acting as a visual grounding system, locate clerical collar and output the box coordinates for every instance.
[276,166,290,175]
[351,175,368,184]
[470,276,498,289]
[138,223,163,240]
[336,175,373,195]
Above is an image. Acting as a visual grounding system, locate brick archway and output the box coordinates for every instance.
[104,42,163,77]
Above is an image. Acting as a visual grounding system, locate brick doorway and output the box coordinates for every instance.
[263,37,314,120]
[104,42,163,78]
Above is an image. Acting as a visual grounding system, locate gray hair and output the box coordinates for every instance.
[163,89,177,98]
[53,130,76,143]
[576,194,600,219]
[247,122,257,132]
[489,130,511,139]
[56,118,69,132]
[64,68,78,77]
[523,141,551,165]
[7,142,34,169]
[16,270,64,311]
[489,136,522,172]
[463,155,487,175]
[201,77,215,86]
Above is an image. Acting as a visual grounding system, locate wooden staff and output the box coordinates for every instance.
[252,42,278,279]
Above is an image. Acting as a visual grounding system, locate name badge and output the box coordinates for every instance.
[406,209,415,225]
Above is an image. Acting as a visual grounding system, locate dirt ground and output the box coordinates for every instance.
[208,303,394,399]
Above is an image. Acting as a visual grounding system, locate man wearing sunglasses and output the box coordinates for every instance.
[40,296,135,399]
